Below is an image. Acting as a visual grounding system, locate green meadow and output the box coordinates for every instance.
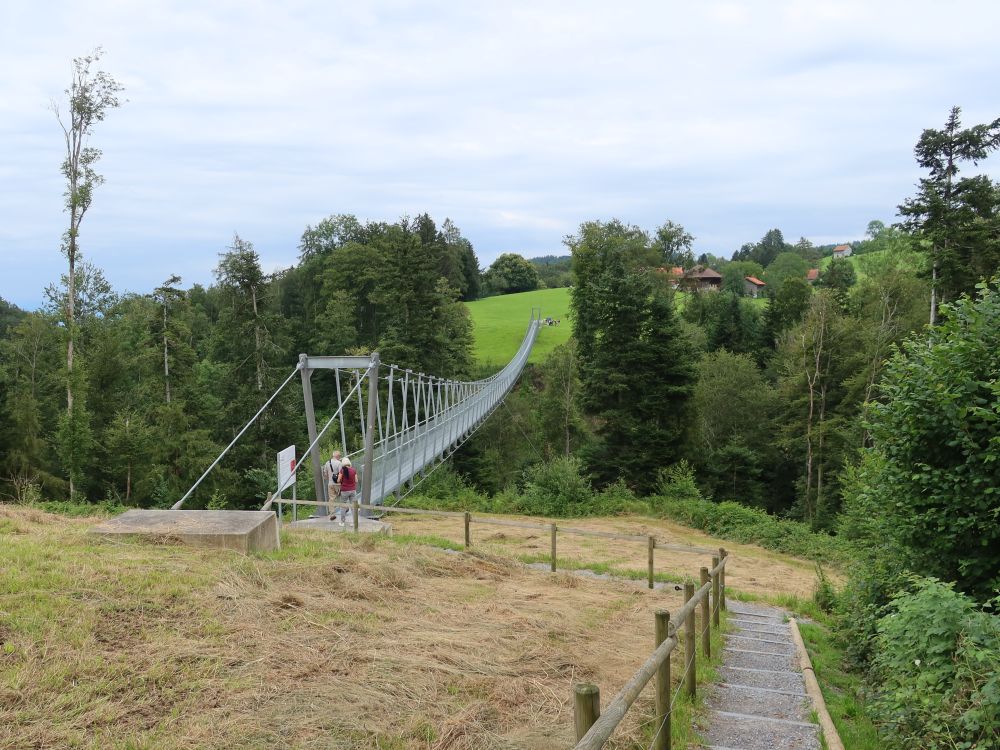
[465,287,572,367]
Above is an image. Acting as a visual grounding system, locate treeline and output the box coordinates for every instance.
[0,214,480,507]
[452,219,929,529]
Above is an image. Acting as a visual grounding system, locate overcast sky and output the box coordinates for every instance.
[1,1,998,309]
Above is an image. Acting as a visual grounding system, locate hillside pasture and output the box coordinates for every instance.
[465,287,571,367]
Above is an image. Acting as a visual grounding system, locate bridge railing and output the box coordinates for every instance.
[352,311,541,505]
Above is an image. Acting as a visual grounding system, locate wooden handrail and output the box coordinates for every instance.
[574,554,728,750]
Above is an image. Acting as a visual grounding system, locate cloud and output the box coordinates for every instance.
[1,0,999,307]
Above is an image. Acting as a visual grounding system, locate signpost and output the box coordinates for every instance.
[276,445,296,523]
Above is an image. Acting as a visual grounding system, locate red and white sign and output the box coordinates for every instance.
[277,445,296,494]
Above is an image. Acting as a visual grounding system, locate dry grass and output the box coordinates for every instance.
[389,512,831,600]
[0,504,706,749]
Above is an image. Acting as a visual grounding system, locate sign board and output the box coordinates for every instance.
[276,445,296,495]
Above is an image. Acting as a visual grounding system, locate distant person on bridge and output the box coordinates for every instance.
[321,450,342,520]
[332,458,357,526]
[323,450,343,501]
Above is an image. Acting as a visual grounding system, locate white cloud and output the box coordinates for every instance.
[1,0,999,307]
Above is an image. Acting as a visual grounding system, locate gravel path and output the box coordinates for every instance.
[699,601,821,750]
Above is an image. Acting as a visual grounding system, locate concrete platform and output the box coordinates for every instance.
[89,509,280,553]
[288,516,393,534]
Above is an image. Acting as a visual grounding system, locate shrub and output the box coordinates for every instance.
[836,451,910,668]
[593,479,648,516]
[866,280,1000,602]
[654,460,703,503]
[813,564,837,613]
[869,577,1000,748]
[654,494,851,564]
[519,456,596,517]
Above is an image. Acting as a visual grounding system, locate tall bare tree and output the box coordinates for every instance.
[152,275,184,403]
[51,48,123,420]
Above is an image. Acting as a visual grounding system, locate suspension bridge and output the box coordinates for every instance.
[169,308,542,521]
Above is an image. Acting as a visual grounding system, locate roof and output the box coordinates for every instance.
[832,244,851,253]
[744,276,766,287]
[684,265,722,279]
[806,268,819,281]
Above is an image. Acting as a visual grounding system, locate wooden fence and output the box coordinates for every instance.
[265,495,715,588]
[572,551,729,749]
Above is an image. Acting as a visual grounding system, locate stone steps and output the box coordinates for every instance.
[699,602,821,750]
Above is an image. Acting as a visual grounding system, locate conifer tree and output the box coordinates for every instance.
[569,222,695,491]
[898,106,1000,323]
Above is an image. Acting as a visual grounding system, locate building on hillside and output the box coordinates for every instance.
[680,265,723,292]
[832,244,852,259]
[806,268,819,284]
[743,276,766,298]
[654,266,685,289]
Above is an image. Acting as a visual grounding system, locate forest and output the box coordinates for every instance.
[2,98,1000,746]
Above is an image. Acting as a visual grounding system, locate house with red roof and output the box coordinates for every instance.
[832,244,852,259]
[743,276,766,298]
[654,266,686,289]
[806,268,819,284]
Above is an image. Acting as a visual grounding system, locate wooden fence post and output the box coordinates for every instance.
[550,523,557,572]
[654,610,672,750]
[464,512,471,549]
[647,536,655,589]
[711,556,720,628]
[573,683,601,741]
[719,548,727,611]
[700,567,711,660]
[684,582,696,698]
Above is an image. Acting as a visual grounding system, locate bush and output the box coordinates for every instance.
[519,456,596,517]
[593,479,648,516]
[866,280,1000,602]
[655,460,703,502]
[836,451,910,667]
[654,494,851,564]
[813,564,837,613]
[869,577,1000,748]
[405,459,651,518]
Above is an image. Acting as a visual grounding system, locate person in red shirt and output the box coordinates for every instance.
[332,457,357,526]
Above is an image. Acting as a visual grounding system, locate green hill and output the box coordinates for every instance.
[819,249,879,276]
[465,288,571,367]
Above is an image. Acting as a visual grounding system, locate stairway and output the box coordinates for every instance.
[700,601,821,750]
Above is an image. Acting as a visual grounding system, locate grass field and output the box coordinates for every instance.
[464,285,772,368]
[465,287,572,367]
[0,502,840,749]
[818,248,891,276]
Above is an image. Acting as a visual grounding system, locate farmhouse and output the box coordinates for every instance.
[680,265,723,291]
[832,244,852,259]
[743,276,766,298]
